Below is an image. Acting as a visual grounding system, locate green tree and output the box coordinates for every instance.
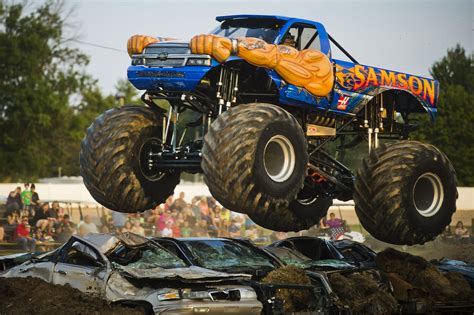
[0,1,96,181]
[414,45,474,185]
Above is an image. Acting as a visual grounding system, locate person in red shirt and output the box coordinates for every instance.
[15,216,36,251]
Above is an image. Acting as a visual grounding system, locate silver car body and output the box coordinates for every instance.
[1,233,262,314]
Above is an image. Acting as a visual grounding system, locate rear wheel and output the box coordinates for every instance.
[202,103,318,231]
[354,141,457,245]
[80,105,180,212]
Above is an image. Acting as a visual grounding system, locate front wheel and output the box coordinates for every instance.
[80,105,180,212]
[354,141,457,245]
[202,103,314,231]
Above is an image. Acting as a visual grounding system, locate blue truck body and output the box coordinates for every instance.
[127,14,438,119]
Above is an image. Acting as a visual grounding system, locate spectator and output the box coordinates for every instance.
[199,198,209,217]
[32,202,50,230]
[325,213,345,240]
[196,220,210,237]
[112,211,128,231]
[244,224,259,240]
[15,216,35,252]
[121,221,133,233]
[51,201,63,218]
[30,184,40,214]
[171,220,181,237]
[455,221,470,239]
[173,192,187,211]
[54,214,76,243]
[77,215,99,234]
[131,220,145,236]
[220,208,231,228]
[181,221,192,237]
[270,231,288,242]
[21,183,33,215]
[191,197,202,220]
[0,224,4,241]
[78,224,89,237]
[229,219,241,238]
[157,210,173,232]
[161,220,174,237]
[105,217,117,233]
[6,187,22,215]
[164,196,174,212]
[183,206,197,227]
[4,212,20,240]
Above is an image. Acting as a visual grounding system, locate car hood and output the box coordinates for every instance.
[116,265,252,283]
[307,259,356,270]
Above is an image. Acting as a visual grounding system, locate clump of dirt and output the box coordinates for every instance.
[445,272,474,301]
[262,265,312,312]
[0,277,144,315]
[329,271,398,314]
[376,248,474,302]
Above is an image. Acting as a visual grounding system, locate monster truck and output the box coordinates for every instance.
[80,15,457,245]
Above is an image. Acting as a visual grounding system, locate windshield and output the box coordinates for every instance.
[266,247,355,270]
[109,243,187,270]
[211,18,285,43]
[183,239,277,270]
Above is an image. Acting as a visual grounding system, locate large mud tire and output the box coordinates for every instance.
[202,103,319,231]
[354,141,457,245]
[80,105,180,212]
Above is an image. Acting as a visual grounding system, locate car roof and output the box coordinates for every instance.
[177,237,236,242]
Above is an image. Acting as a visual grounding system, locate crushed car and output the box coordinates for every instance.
[153,237,347,314]
[267,236,397,313]
[269,236,377,269]
[434,258,474,288]
[0,233,262,314]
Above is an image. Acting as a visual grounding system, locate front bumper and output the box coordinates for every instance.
[127,65,213,92]
[153,299,262,315]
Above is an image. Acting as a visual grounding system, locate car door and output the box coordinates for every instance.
[52,238,108,295]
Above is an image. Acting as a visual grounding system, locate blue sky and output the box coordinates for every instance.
[61,0,472,94]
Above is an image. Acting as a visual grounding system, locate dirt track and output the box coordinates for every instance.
[0,277,143,315]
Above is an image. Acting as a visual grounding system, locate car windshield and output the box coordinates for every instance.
[109,243,187,270]
[183,239,276,270]
[266,247,313,269]
[266,247,355,270]
[211,18,285,43]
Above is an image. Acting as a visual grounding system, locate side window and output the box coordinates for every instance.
[301,27,320,51]
[281,24,321,51]
[282,27,298,49]
[157,241,188,262]
[62,241,104,268]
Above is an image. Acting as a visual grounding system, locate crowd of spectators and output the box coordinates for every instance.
[0,187,270,251]
[1,185,473,252]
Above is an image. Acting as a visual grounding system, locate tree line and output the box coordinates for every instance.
[0,1,472,185]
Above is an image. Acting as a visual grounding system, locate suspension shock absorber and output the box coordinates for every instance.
[231,69,239,104]
[217,67,225,114]
[226,68,234,109]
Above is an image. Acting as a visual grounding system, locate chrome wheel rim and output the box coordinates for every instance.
[263,135,295,183]
[413,172,444,217]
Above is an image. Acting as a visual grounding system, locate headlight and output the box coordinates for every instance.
[157,289,180,301]
[239,288,257,300]
[186,58,211,66]
[181,289,211,300]
[131,57,144,66]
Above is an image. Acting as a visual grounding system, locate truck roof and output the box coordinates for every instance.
[216,14,293,22]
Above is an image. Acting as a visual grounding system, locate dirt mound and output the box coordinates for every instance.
[329,271,398,314]
[262,265,312,312]
[376,248,474,302]
[0,277,144,315]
